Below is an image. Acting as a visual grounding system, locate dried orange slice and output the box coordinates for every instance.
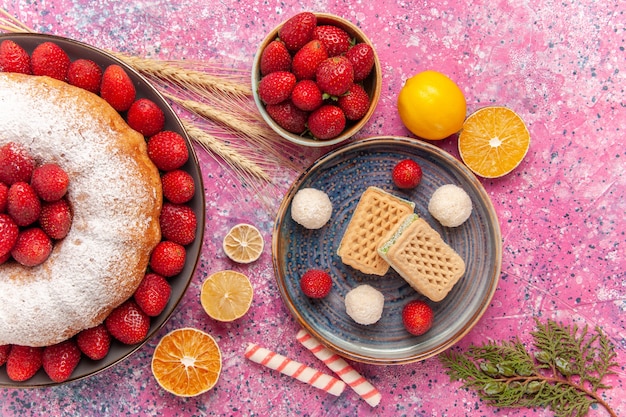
[458,106,530,178]
[222,223,264,263]
[201,270,254,322]
[151,328,222,397]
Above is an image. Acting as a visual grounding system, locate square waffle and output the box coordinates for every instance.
[378,214,465,301]
[337,186,415,275]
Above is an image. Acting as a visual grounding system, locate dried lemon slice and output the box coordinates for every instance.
[201,270,254,322]
[222,223,264,263]
[151,328,222,397]
[458,106,530,178]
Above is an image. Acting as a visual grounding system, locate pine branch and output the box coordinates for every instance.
[439,319,619,417]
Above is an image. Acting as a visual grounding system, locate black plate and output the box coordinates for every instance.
[0,33,205,387]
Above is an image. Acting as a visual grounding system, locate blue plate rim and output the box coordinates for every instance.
[272,136,502,365]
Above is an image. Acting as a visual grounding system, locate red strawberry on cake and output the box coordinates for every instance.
[159,203,197,246]
[31,41,70,81]
[42,340,81,383]
[76,324,111,361]
[134,273,172,317]
[39,199,73,240]
[150,240,186,277]
[67,59,102,94]
[30,163,70,202]
[147,131,189,171]
[7,182,41,227]
[105,300,151,345]
[100,64,136,111]
[0,40,31,74]
[6,346,43,382]
[127,98,166,137]
[161,169,195,204]
[0,142,36,185]
[0,214,18,258]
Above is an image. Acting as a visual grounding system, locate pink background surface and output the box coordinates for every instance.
[1,0,625,416]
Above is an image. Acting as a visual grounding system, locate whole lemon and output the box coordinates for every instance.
[397,70,466,140]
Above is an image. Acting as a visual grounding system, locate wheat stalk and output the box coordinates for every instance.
[0,9,33,32]
[111,52,252,99]
[183,122,271,182]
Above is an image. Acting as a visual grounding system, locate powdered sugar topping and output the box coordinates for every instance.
[0,74,161,347]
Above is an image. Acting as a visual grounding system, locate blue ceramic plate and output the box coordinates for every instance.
[272,137,501,364]
[0,33,204,387]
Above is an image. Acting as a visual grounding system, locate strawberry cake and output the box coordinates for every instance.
[0,72,163,347]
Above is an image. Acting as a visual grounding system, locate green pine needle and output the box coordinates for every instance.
[439,318,619,417]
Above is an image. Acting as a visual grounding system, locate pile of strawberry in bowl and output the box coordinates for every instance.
[252,12,382,147]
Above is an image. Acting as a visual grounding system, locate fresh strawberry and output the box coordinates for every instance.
[278,12,317,52]
[0,142,36,185]
[0,40,31,74]
[300,269,332,298]
[146,131,189,171]
[316,56,354,96]
[67,59,102,94]
[134,272,172,316]
[0,344,10,366]
[0,251,10,265]
[30,163,70,202]
[100,64,136,111]
[149,240,186,277]
[42,340,81,383]
[258,71,296,105]
[76,324,111,360]
[0,213,19,257]
[402,300,433,336]
[161,169,195,204]
[11,227,52,267]
[39,199,73,240]
[159,202,197,246]
[392,159,422,189]
[291,39,328,80]
[266,100,308,134]
[307,105,346,140]
[291,79,323,111]
[0,182,7,212]
[6,345,43,382]
[31,42,71,81]
[345,43,375,82]
[7,182,41,227]
[126,98,165,137]
[105,300,151,345]
[338,83,370,120]
[260,40,291,75]
[313,25,352,57]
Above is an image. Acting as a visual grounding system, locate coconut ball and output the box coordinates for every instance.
[290,188,333,229]
[344,285,384,325]
[428,184,473,227]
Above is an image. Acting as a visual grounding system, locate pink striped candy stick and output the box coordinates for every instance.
[244,342,346,397]
[296,329,382,407]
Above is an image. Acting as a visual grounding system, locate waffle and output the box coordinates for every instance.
[337,186,415,275]
[378,214,465,302]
